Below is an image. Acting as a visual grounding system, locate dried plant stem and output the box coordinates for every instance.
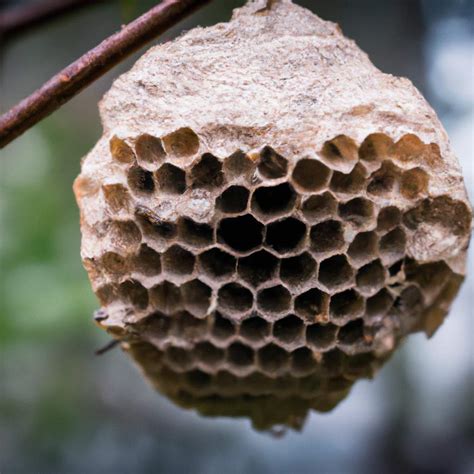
[0,0,211,149]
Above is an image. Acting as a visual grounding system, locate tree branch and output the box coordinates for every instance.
[0,0,107,42]
[0,0,211,149]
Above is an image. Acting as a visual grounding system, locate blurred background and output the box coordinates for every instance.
[0,0,473,473]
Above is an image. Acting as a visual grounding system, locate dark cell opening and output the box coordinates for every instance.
[216,186,250,214]
[265,218,306,254]
[218,215,264,252]
[251,183,296,220]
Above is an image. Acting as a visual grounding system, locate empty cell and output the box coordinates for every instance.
[218,283,253,313]
[165,347,193,371]
[318,255,354,289]
[321,135,358,171]
[162,245,195,276]
[257,285,291,313]
[294,288,329,321]
[329,289,364,321]
[394,285,424,317]
[265,218,306,254]
[302,192,337,223]
[139,311,171,341]
[109,136,135,164]
[223,150,255,179]
[379,227,406,264]
[258,146,288,179]
[330,162,367,195]
[173,311,208,340]
[216,186,249,214]
[178,217,213,248]
[377,206,401,233]
[338,319,365,345]
[306,323,338,349]
[292,158,331,192]
[280,252,317,288]
[240,316,270,341]
[185,370,212,391]
[392,134,426,163]
[199,248,236,279]
[149,281,182,314]
[162,127,199,157]
[347,231,378,265]
[338,198,374,227]
[118,280,149,309]
[190,153,224,189]
[101,252,127,275]
[128,166,155,195]
[273,315,305,345]
[310,220,345,254]
[358,133,394,162]
[366,289,393,321]
[133,244,161,276]
[181,279,212,317]
[405,260,451,295]
[136,213,177,243]
[257,344,289,374]
[400,167,429,199]
[135,134,165,168]
[211,312,236,341]
[96,284,117,306]
[367,161,400,196]
[217,215,263,252]
[356,260,386,295]
[320,348,345,373]
[237,250,279,287]
[388,259,404,277]
[193,342,225,366]
[227,342,254,367]
[251,183,296,220]
[155,163,186,194]
[291,347,317,375]
[109,220,142,251]
[102,184,131,213]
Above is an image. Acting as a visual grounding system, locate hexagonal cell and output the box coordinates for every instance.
[330,162,367,195]
[109,136,135,164]
[356,260,386,296]
[290,347,317,375]
[377,206,402,233]
[102,184,131,213]
[118,279,149,309]
[162,127,199,158]
[149,281,182,314]
[217,215,264,253]
[211,312,236,341]
[251,183,296,221]
[223,150,255,180]
[400,167,429,199]
[185,370,212,392]
[101,252,127,275]
[190,153,224,189]
[379,227,406,265]
[199,248,236,280]
[338,197,375,227]
[181,279,212,317]
[338,319,365,345]
[329,289,364,323]
[133,244,161,276]
[306,323,338,350]
[217,283,253,313]
[257,146,288,179]
[257,285,292,314]
[240,316,270,342]
[358,133,394,162]
[138,311,172,342]
[294,288,329,322]
[257,344,289,375]
[265,217,306,254]
[292,158,331,192]
[193,342,225,367]
[95,284,117,306]
[273,315,305,346]
[405,260,452,296]
[162,245,195,276]
[135,208,177,243]
[392,134,426,164]
[216,185,249,214]
[347,231,378,266]
[301,192,337,223]
[227,342,255,368]
[155,163,186,194]
[394,285,424,317]
[365,289,393,322]
[320,348,345,374]
[320,135,359,171]
[318,255,354,290]
[367,161,400,196]
[178,217,213,248]
[135,134,165,168]
[109,219,142,252]
[280,252,317,289]
[237,250,279,287]
[310,220,345,254]
[172,311,208,340]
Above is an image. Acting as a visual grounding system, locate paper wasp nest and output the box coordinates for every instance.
[74,0,471,428]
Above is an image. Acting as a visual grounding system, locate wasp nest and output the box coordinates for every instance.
[74,0,471,426]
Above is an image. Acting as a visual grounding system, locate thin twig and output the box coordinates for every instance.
[95,339,120,355]
[0,0,211,149]
[0,0,106,42]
